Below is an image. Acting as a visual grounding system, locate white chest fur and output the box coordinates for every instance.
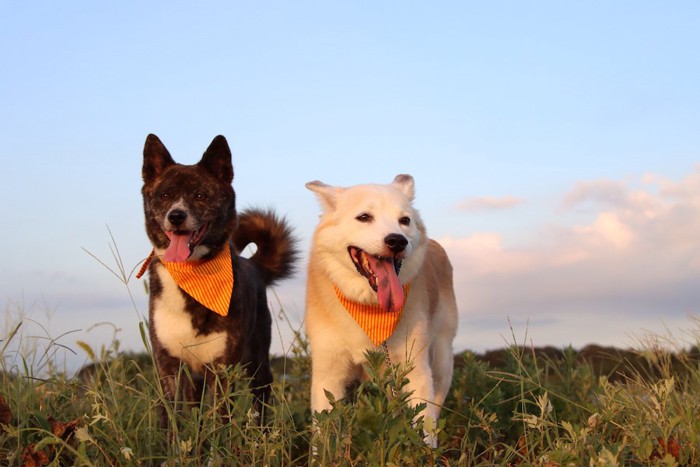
[152,264,227,373]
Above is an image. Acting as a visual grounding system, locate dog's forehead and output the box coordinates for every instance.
[151,165,221,191]
[339,183,412,212]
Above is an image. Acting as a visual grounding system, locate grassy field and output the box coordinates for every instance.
[1,316,699,466]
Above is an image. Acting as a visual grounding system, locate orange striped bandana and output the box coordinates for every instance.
[160,244,234,317]
[334,284,411,346]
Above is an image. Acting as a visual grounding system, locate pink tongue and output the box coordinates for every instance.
[164,232,192,262]
[366,255,404,312]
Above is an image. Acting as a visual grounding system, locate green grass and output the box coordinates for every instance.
[2,314,700,466]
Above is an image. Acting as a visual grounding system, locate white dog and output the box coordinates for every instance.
[305,174,458,444]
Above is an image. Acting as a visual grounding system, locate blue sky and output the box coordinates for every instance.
[2,2,699,372]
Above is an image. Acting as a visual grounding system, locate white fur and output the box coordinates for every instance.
[152,263,227,374]
[305,175,458,447]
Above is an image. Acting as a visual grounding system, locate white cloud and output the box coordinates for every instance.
[573,212,633,249]
[457,195,524,212]
[563,179,631,209]
[443,168,700,351]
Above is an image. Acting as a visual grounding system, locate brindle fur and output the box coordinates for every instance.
[142,134,298,428]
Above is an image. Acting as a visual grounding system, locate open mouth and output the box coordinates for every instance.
[163,223,209,262]
[348,246,405,312]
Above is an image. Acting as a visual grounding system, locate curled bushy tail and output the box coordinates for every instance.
[233,208,299,286]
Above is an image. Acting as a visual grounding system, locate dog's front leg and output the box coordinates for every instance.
[310,358,350,413]
[309,353,357,461]
[396,352,439,447]
[249,361,273,424]
[407,365,439,448]
[204,365,234,422]
[155,355,199,430]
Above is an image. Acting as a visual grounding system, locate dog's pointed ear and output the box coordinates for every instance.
[306,180,342,212]
[199,135,234,183]
[143,134,175,184]
[392,174,415,200]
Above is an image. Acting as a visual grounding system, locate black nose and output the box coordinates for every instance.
[167,209,187,227]
[384,233,408,254]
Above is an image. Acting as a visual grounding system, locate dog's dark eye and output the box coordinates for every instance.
[194,193,207,201]
[356,213,373,223]
[160,192,170,200]
[399,216,411,226]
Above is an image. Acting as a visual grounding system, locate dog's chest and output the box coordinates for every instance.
[152,264,227,372]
